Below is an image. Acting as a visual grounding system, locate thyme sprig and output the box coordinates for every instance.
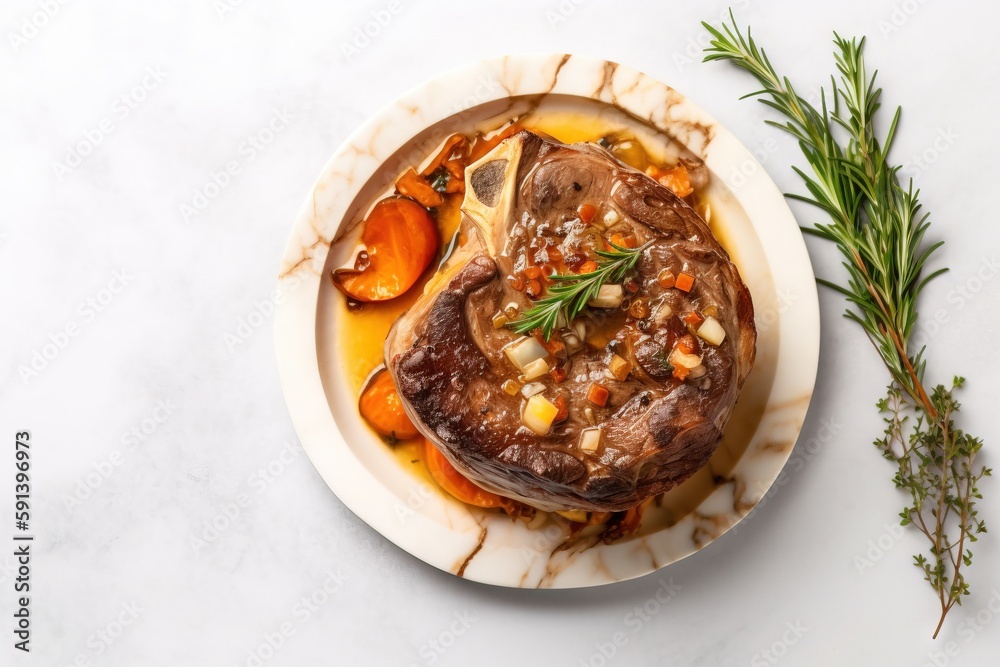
[704,13,990,637]
[506,242,645,339]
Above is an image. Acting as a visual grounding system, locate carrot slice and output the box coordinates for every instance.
[653,165,694,198]
[578,260,598,274]
[578,204,597,223]
[359,370,419,440]
[469,123,524,161]
[424,440,507,508]
[332,196,439,302]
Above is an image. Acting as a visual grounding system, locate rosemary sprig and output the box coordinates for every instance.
[506,242,644,339]
[703,13,990,638]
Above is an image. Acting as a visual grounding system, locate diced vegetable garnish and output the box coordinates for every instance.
[492,312,508,329]
[656,269,676,289]
[579,427,602,452]
[526,279,543,298]
[521,382,545,398]
[603,210,620,225]
[522,357,550,381]
[608,354,632,381]
[550,367,567,383]
[584,406,597,425]
[683,311,704,326]
[424,440,506,508]
[676,334,699,355]
[578,204,597,223]
[624,279,640,294]
[697,316,726,346]
[332,197,439,302]
[504,336,548,370]
[578,260,598,274]
[675,272,695,292]
[628,298,649,319]
[609,233,636,249]
[522,395,559,435]
[552,394,569,422]
[501,379,519,396]
[358,370,419,440]
[670,346,703,381]
[524,266,542,280]
[586,383,610,407]
[587,284,623,309]
[395,168,444,208]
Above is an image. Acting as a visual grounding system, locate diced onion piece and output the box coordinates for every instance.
[687,364,708,379]
[697,316,726,346]
[504,302,520,319]
[492,312,508,329]
[556,509,590,522]
[562,332,583,354]
[588,284,623,309]
[522,395,559,435]
[501,379,520,396]
[670,347,703,370]
[504,336,548,370]
[584,407,597,426]
[522,357,550,381]
[603,210,620,225]
[579,427,602,452]
[608,354,631,381]
[521,382,545,398]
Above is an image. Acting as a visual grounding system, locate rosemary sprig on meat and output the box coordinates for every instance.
[703,13,990,638]
[507,242,645,339]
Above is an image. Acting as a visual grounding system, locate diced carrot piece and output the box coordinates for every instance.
[552,394,569,422]
[677,334,698,355]
[544,338,567,358]
[578,204,597,223]
[675,272,695,292]
[420,134,470,178]
[526,279,542,297]
[333,197,439,302]
[579,260,598,274]
[395,168,444,208]
[625,280,640,294]
[609,233,635,249]
[587,383,609,407]
[359,370,419,440]
[550,367,567,383]
[656,269,675,289]
[540,263,556,278]
[673,364,691,381]
[684,311,704,326]
[524,266,542,280]
[508,272,526,291]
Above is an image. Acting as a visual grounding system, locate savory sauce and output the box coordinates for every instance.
[335,113,768,534]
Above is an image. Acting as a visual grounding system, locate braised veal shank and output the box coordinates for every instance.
[386,131,756,512]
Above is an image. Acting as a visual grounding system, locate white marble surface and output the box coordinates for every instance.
[1,1,998,665]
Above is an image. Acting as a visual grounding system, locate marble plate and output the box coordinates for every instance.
[274,54,819,588]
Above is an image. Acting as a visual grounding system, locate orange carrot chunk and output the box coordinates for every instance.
[578,204,597,223]
[395,168,444,208]
[424,440,507,508]
[587,383,610,407]
[675,272,695,292]
[359,370,419,440]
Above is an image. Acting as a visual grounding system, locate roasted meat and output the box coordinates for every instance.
[386,131,756,512]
